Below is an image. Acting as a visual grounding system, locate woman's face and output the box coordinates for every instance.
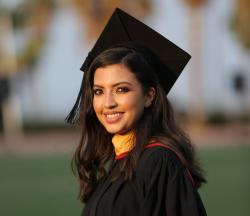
[93,64,154,135]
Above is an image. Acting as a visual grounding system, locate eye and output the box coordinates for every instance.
[116,87,130,93]
[93,88,103,95]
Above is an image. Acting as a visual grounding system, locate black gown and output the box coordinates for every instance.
[81,144,207,216]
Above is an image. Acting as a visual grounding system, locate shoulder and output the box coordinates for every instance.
[139,143,184,169]
[136,143,185,181]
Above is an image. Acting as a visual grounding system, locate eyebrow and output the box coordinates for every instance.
[93,81,133,88]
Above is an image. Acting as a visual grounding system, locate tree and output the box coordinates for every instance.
[182,0,208,123]
[232,0,250,50]
[70,0,152,39]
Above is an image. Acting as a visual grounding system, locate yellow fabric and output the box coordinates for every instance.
[112,131,135,156]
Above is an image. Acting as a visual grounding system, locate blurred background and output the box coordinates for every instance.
[0,0,249,215]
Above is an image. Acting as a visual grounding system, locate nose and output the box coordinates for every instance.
[104,92,117,109]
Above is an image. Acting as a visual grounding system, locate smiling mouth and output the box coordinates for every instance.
[104,112,123,123]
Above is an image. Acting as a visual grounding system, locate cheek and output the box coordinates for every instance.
[125,97,145,117]
[93,98,101,114]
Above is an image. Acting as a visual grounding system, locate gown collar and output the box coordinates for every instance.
[112,131,135,159]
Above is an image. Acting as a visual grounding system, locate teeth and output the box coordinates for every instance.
[106,113,121,119]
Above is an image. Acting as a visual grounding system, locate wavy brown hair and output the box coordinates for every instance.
[71,45,206,202]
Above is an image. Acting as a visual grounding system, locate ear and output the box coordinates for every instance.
[144,87,156,108]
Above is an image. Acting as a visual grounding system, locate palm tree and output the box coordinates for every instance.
[182,0,207,124]
[70,0,152,39]
[0,0,55,136]
[231,0,250,119]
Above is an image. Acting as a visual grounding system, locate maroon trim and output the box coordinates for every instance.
[115,142,196,187]
[145,143,196,187]
[115,151,130,160]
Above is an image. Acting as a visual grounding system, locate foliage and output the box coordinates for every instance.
[231,0,250,50]
[70,0,152,39]
[183,0,207,8]
[206,111,250,125]
[11,0,55,29]
[1,0,56,72]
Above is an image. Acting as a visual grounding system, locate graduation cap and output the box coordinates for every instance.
[66,8,191,124]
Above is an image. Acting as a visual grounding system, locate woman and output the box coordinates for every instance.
[67,8,207,216]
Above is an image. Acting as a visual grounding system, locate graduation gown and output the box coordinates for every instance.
[81,144,207,216]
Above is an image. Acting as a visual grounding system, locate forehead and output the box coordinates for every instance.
[93,64,139,85]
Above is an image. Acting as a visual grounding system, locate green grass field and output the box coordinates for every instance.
[0,146,249,216]
[199,146,250,216]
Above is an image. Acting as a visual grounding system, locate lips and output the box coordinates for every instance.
[103,112,123,123]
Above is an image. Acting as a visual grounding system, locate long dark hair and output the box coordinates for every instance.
[72,45,206,202]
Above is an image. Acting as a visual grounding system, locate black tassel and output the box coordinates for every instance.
[65,77,84,124]
[65,52,93,124]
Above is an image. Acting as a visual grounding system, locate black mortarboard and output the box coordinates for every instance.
[66,8,191,124]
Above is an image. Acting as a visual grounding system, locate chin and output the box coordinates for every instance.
[104,126,128,135]
[106,128,124,135]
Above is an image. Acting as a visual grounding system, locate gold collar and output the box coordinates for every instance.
[112,131,135,156]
